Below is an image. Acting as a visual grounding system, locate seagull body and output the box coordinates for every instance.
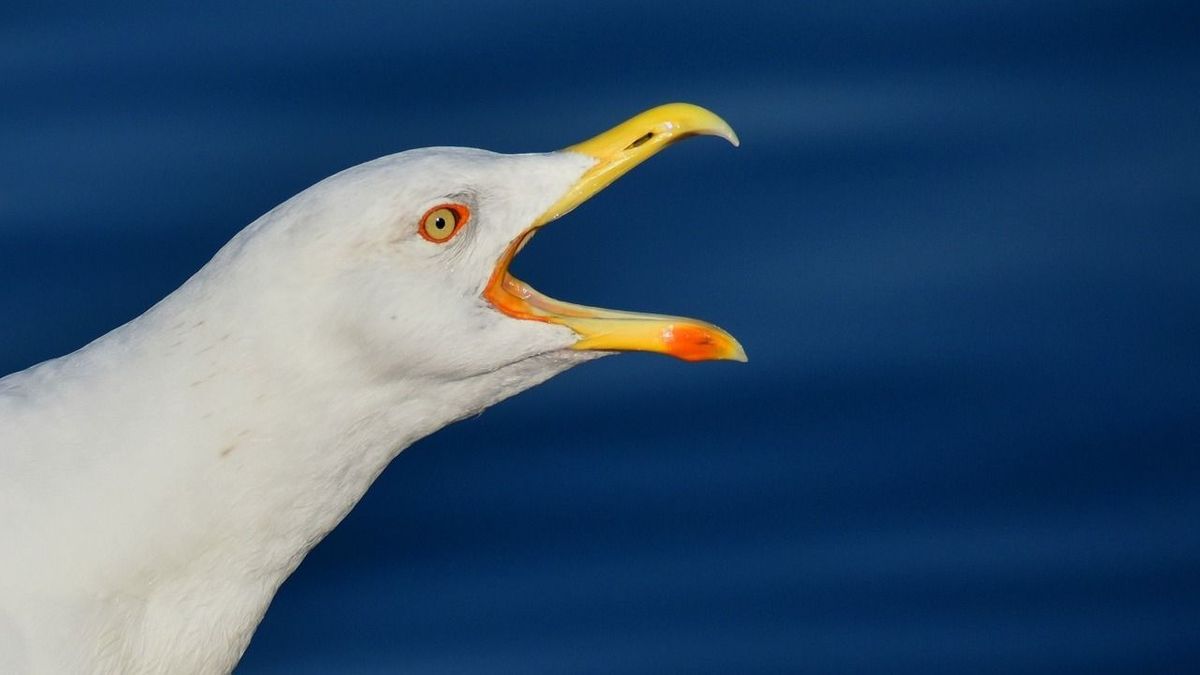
[0,105,743,674]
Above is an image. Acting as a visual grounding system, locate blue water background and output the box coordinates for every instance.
[3,1,1199,672]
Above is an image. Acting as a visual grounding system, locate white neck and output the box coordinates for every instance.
[0,265,593,674]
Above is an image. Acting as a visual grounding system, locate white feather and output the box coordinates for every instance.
[0,147,601,674]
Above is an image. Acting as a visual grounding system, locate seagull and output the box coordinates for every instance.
[0,104,744,674]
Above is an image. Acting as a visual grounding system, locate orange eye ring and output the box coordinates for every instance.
[419,203,470,243]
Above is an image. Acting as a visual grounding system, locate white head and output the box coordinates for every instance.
[198,103,746,391]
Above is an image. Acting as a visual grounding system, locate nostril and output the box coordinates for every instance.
[624,132,654,150]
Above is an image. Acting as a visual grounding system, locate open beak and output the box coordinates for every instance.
[483,103,747,362]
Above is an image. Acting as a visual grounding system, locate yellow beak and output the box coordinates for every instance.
[484,103,747,362]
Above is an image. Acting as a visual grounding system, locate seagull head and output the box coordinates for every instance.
[223,104,745,384]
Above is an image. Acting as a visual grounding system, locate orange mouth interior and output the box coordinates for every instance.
[483,229,746,363]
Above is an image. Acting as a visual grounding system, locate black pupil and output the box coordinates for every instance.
[434,216,447,229]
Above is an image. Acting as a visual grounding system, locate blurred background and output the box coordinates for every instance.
[3,1,1199,672]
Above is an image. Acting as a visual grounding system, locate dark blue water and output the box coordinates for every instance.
[4,1,1200,672]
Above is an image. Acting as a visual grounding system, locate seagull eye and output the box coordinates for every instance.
[419,204,469,243]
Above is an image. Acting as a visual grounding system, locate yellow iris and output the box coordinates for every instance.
[421,206,461,242]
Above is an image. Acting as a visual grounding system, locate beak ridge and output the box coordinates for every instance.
[537,103,740,226]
